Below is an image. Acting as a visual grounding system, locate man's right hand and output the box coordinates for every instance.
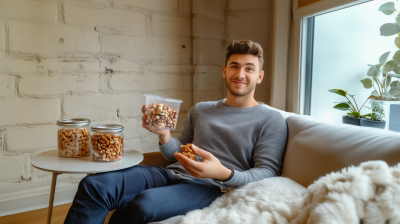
[142,105,171,144]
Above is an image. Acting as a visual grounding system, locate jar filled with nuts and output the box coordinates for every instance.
[90,124,124,162]
[57,118,91,158]
[144,94,183,130]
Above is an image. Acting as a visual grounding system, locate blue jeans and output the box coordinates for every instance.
[64,165,223,224]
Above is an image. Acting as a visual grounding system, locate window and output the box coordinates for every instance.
[300,0,399,123]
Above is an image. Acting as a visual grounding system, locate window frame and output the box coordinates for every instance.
[275,0,373,113]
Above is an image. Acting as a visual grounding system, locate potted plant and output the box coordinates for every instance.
[361,100,386,129]
[328,89,372,126]
[360,1,400,130]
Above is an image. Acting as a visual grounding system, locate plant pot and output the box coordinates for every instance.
[369,100,400,131]
[360,118,386,129]
[342,115,360,126]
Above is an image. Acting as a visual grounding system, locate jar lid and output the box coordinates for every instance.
[90,124,124,132]
[57,118,90,126]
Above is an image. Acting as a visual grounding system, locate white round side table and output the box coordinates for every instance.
[31,149,143,224]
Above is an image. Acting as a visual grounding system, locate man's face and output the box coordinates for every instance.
[223,54,264,97]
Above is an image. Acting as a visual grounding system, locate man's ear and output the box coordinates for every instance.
[257,70,264,84]
[222,66,226,79]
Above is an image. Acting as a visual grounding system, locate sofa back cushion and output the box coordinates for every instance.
[281,115,400,187]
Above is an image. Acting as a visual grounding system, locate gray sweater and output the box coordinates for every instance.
[159,99,288,188]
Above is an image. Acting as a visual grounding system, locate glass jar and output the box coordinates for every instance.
[57,118,91,158]
[90,124,124,162]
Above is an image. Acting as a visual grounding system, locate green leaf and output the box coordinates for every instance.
[383,60,398,72]
[389,88,400,96]
[334,103,350,111]
[367,65,380,77]
[371,90,379,96]
[380,23,400,36]
[393,65,400,74]
[379,2,396,15]
[379,51,391,65]
[395,37,400,49]
[394,51,400,64]
[347,111,360,118]
[360,78,373,89]
[390,80,400,88]
[328,89,347,97]
[363,113,372,118]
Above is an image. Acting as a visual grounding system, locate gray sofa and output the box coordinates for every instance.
[105,110,400,224]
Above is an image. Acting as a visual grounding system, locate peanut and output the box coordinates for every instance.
[91,133,123,162]
[58,128,90,157]
[145,102,178,129]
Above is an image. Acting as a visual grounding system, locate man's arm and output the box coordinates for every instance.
[175,111,288,187]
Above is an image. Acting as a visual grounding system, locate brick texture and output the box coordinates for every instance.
[0,156,23,181]
[0,99,60,126]
[19,74,99,96]
[0,74,14,97]
[6,126,57,152]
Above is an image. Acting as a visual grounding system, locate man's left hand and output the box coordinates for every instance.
[174,145,232,180]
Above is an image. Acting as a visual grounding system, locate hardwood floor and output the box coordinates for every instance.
[0,203,72,224]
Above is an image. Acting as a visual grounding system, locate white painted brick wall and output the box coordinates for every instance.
[101,35,191,64]
[0,99,60,126]
[113,0,180,12]
[19,74,99,96]
[0,74,14,97]
[152,15,191,37]
[6,126,57,152]
[0,0,274,215]
[0,156,23,181]
[7,21,100,57]
[0,0,56,21]
[64,4,147,35]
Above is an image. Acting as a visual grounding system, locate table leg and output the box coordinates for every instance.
[47,172,58,224]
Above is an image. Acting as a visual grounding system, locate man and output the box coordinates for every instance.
[64,40,287,224]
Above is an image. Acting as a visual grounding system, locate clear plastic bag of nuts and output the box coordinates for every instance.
[90,124,124,162]
[144,94,183,130]
[57,118,91,158]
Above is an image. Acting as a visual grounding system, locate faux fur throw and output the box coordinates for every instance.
[179,161,400,224]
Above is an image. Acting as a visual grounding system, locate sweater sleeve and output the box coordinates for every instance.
[217,112,288,187]
[159,106,196,161]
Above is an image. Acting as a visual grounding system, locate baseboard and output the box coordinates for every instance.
[0,189,76,217]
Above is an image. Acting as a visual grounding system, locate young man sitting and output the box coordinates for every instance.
[64,40,287,224]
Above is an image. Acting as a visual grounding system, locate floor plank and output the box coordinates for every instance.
[0,203,71,224]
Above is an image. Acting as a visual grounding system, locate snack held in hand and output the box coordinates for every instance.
[176,143,196,160]
[57,118,91,158]
[90,124,124,162]
[144,94,183,130]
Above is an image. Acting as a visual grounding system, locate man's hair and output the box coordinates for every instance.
[225,40,264,72]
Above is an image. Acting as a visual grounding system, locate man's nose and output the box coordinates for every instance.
[237,68,246,78]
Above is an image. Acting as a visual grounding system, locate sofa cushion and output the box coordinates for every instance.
[281,115,400,187]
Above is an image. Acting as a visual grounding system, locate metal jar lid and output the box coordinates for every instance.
[57,118,91,126]
[90,124,124,133]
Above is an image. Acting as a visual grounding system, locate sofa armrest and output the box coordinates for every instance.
[140,151,174,168]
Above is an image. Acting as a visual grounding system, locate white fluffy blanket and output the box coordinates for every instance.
[179,161,400,224]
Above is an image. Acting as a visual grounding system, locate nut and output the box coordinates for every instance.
[176,143,196,160]
[145,102,178,129]
[91,133,123,162]
[58,128,90,157]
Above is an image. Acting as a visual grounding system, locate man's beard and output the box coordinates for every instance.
[225,77,256,97]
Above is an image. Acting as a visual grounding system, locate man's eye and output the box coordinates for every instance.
[231,65,238,69]
[247,67,254,71]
